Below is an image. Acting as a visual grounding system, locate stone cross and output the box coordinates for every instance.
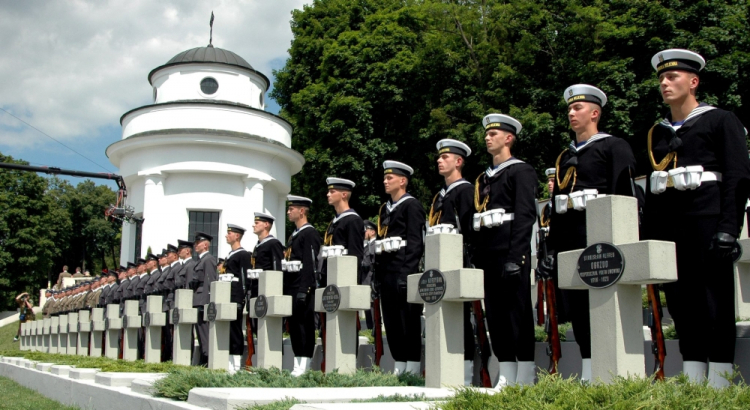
[250,270,292,369]
[144,295,166,363]
[406,233,484,388]
[314,256,371,374]
[171,289,198,366]
[20,323,27,351]
[205,281,238,370]
[67,311,79,355]
[558,195,678,383]
[104,304,123,360]
[76,310,91,356]
[90,308,105,357]
[735,223,750,317]
[43,318,52,353]
[36,321,44,352]
[58,314,69,354]
[49,316,59,354]
[122,300,141,361]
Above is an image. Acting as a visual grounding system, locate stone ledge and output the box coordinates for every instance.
[187,386,463,410]
[291,404,435,410]
[737,321,750,338]
[69,368,101,380]
[132,376,167,396]
[95,372,168,387]
[50,365,74,376]
[0,361,206,410]
[35,363,54,372]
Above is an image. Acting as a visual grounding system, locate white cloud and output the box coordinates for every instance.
[0,0,309,151]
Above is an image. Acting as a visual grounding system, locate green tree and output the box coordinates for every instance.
[272,0,750,232]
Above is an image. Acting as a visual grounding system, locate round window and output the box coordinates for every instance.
[200,77,219,95]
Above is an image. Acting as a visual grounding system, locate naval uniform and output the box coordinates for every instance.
[223,247,253,356]
[284,224,322,358]
[642,105,750,363]
[429,178,475,361]
[547,133,636,359]
[191,251,218,365]
[375,194,426,363]
[321,209,365,285]
[252,235,284,337]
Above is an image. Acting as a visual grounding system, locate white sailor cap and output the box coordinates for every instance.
[545,168,556,177]
[383,160,414,177]
[254,212,275,223]
[326,177,356,191]
[287,195,313,207]
[651,49,705,76]
[564,84,607,107]
[227,224,246,234]
[436,139,471,157]
[482,113,522,135]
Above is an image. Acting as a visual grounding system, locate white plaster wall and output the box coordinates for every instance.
[121,105,292,148]
[151,64,267,108]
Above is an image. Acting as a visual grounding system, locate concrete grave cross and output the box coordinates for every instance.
[314,256,371,374]
[19,323,26,351]
[58,314,69,354]
[406,233,484,388]
[28,322,35,351]
[67,311,79,355]
[145,295,166,363]
[90,308,105,357]
[76,310,91,356]
[558,195,678,383]
[36,321,44,352]
[250,270,292,369]
[122,300,141,361]
[42,318,51,353]
[49,316,59,354]
[171,289,198,366]
[734,223,750,317]
[206,281,238,370]
[104,304,123,360]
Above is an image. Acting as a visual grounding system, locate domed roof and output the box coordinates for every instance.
[148,45,269,88]
[166,46,254,70]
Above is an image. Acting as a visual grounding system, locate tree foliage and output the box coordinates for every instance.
[0,153,121,308]
[272,0,750,229]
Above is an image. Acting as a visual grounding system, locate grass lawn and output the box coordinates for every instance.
[0,376,78,410]
[0,313,41,352]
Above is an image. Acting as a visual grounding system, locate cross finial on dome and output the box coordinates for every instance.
[208,11,215,48]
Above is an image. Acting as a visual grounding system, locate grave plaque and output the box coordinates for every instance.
[172,309,180,325]
[418,269,447,304]
[322,285,341,313]
[577,242,625,289]
[254,295,268,319]
[207,302,217,322]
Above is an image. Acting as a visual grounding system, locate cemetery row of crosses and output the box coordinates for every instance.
[28,44,750,395]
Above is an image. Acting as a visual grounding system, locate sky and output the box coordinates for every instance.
[0,0,310,190]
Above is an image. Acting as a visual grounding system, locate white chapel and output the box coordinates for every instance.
[107,44,303,263]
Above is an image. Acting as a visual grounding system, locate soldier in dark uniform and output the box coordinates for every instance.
[223,224,253,373]
[641,49,750,386]
[321,178,365,286]
[536,85,637,382]
[428,139,476,385]
[250,213,285,343]
[284,196,322,376]
[375,160,426,376]
[472,114,537,387]
[158,244,179,362]
[190,232,218,366]
[176,240,194,290]
[138,253,159,359]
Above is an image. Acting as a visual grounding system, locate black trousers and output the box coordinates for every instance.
[463,302,475,361]
[229,303,245,356]
[288,289,316,358]
[380,281,422,362]
[161,324,173,362]
[480,253,536,362]
[657,215,736,363]
[195,312,209,365]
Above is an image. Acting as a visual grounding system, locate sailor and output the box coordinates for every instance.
[536,84,637,381]
[374,160,426,376]
[190,231,218,366]
[641,49,750,387]
[321,178,365,287]
[429,138,477,385]
[284,195,322,376]
[222,224,253,373]
[249,212,285,345]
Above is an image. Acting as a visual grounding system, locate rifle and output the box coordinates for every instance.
[372,285,384,366]
[454,210,492,387]
[245,294,255,368]
[536,281,545,326]
[312,247,326,373]
[647,284,666,380]
[538,226,561,374]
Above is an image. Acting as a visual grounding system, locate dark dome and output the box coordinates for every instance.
[166,46,254,70]
[148,45,269,88]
